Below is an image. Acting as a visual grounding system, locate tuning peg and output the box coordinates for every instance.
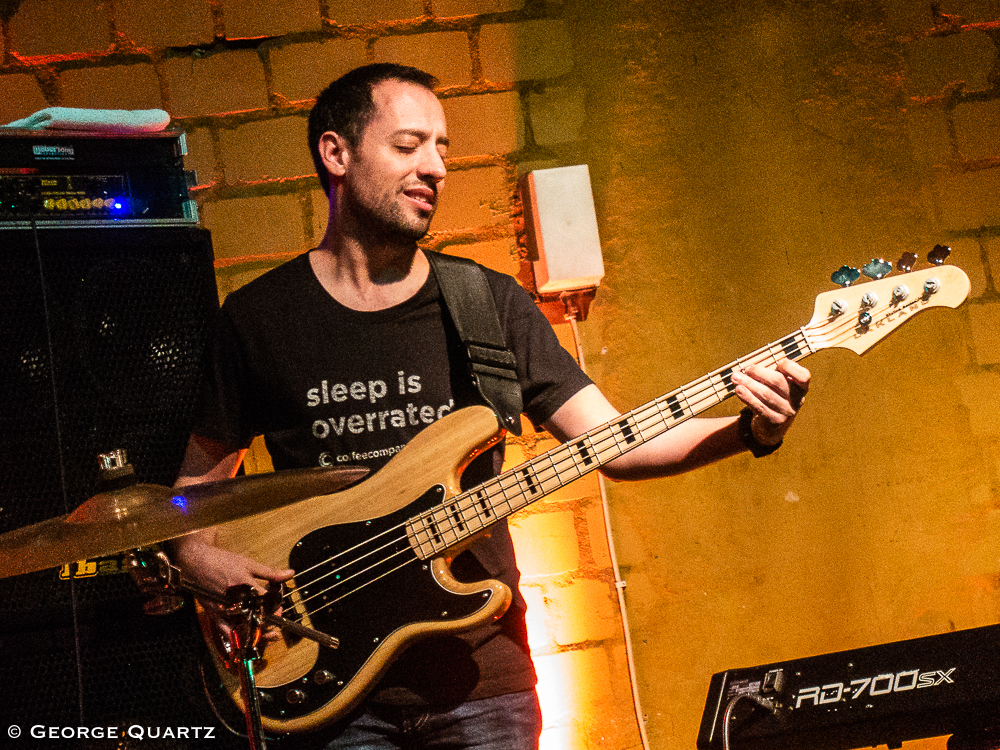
[896,252,917,273]
[831,266,861,287]
[862,258,892,280]
[928,245,951,265]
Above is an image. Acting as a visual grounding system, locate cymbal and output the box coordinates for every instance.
[0,465,369,579]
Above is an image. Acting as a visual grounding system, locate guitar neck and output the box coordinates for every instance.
[407,263,972,557]
[407,328,815,558]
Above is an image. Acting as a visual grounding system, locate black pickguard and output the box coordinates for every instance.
[254,484,499,722]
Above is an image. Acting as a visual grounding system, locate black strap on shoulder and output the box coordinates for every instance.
[425,251,523,436]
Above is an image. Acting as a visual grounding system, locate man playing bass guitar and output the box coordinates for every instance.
[170,63,810,750]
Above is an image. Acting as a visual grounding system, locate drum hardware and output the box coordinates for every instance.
[128,548,300,750]
[0,451,368,580]
[0,450,367,750]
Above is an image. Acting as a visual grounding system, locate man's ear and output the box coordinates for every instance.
[318,131,350,178]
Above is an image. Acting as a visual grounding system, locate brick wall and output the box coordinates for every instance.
[11,1,1000,748]
[904,15,1000,414]
[0,1,639,748]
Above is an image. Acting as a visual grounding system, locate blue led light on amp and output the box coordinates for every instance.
[170,495,189,514]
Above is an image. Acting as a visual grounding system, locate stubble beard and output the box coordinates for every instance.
[347,184,434,245]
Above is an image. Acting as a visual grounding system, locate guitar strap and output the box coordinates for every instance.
[425,251,524,436]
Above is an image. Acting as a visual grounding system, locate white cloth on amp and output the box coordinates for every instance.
[3,107,170,133]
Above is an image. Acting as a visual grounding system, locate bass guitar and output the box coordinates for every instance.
[202,263,970,734]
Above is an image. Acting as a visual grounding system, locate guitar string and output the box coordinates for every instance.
[287,275,930,597]
[291,302,848,599]
[303,555,420,618]
[280,343,793,621]
[281,305,889,622]
[282,324,831,620]
[281,328,827,621]
[290,532,419,611]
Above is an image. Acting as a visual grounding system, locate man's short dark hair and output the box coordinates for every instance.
[308,63,439,195]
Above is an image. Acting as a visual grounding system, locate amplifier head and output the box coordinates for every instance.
[0,129,196,226]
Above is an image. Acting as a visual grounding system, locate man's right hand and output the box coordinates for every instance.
[171,532,293,596]
[171,434,295,649]
[169,532,294,649]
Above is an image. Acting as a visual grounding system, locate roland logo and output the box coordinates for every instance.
[32,144,75,160]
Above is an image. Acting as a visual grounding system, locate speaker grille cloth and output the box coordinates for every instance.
[0,227,246,747]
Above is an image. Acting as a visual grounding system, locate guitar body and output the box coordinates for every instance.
[202,405,513,735]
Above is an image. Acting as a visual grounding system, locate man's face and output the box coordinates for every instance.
[341,79,449,242]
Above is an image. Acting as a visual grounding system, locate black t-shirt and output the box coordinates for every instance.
[194,250,592,705]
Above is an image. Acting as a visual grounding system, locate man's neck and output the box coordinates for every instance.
[309,237,430,312]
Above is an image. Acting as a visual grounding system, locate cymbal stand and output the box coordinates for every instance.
[127,550,282,750]
[218,583,280,750]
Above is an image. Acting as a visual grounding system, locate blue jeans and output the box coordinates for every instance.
[317,691,542,750]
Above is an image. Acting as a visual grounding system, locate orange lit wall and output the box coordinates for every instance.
[4,1,1000,749]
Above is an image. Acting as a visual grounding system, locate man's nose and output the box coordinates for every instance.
[419,146,446,182]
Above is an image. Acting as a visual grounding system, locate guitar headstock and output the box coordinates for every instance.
[805,263,970,355]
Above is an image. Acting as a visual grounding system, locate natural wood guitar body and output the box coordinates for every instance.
[204,405,512,735]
